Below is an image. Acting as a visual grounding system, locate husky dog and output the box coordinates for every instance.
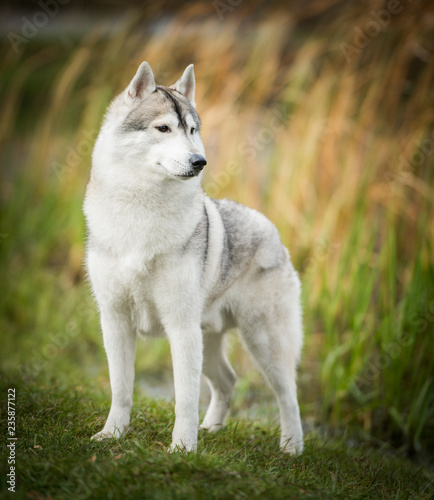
[83,62,303,454]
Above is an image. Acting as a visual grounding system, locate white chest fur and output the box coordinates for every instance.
[86,248,167,337]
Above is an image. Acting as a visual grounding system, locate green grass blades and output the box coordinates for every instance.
[0,376,432,500]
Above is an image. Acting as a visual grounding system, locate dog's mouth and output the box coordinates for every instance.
[176,171,198,179]
[157,162,201,180]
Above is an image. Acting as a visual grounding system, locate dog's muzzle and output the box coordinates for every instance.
[189,154,207,175]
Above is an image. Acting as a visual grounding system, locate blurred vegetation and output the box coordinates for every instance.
[0,0,433,458]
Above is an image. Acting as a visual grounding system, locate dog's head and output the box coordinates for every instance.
[94,62,206,182]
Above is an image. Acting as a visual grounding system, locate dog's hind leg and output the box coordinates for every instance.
[237,275,304,454]
[201,333,236,432]
[239,322,303,454]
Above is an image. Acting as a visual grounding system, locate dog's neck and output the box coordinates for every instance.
[84,167,205,261]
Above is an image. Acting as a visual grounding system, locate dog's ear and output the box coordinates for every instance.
[124,62,156,103]
[173,64,196,108]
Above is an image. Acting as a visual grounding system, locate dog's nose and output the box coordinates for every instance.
[190,154,207,173]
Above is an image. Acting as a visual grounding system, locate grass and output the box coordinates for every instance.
[1,373,432,500]
[1,0,434,496]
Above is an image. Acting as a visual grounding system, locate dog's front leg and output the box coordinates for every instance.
[166,324,203,452]
[92,311,136,441]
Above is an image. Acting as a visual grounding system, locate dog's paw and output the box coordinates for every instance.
[91,430,115,441]
[199,421,224,433]
[91,427,125,441]
[168,440,197,453]
[280,438,304,455]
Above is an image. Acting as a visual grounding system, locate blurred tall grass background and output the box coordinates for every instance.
[1,0,433,456]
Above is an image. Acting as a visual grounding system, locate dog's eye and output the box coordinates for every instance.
[190,127,195,135]
[156,125,170,133]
